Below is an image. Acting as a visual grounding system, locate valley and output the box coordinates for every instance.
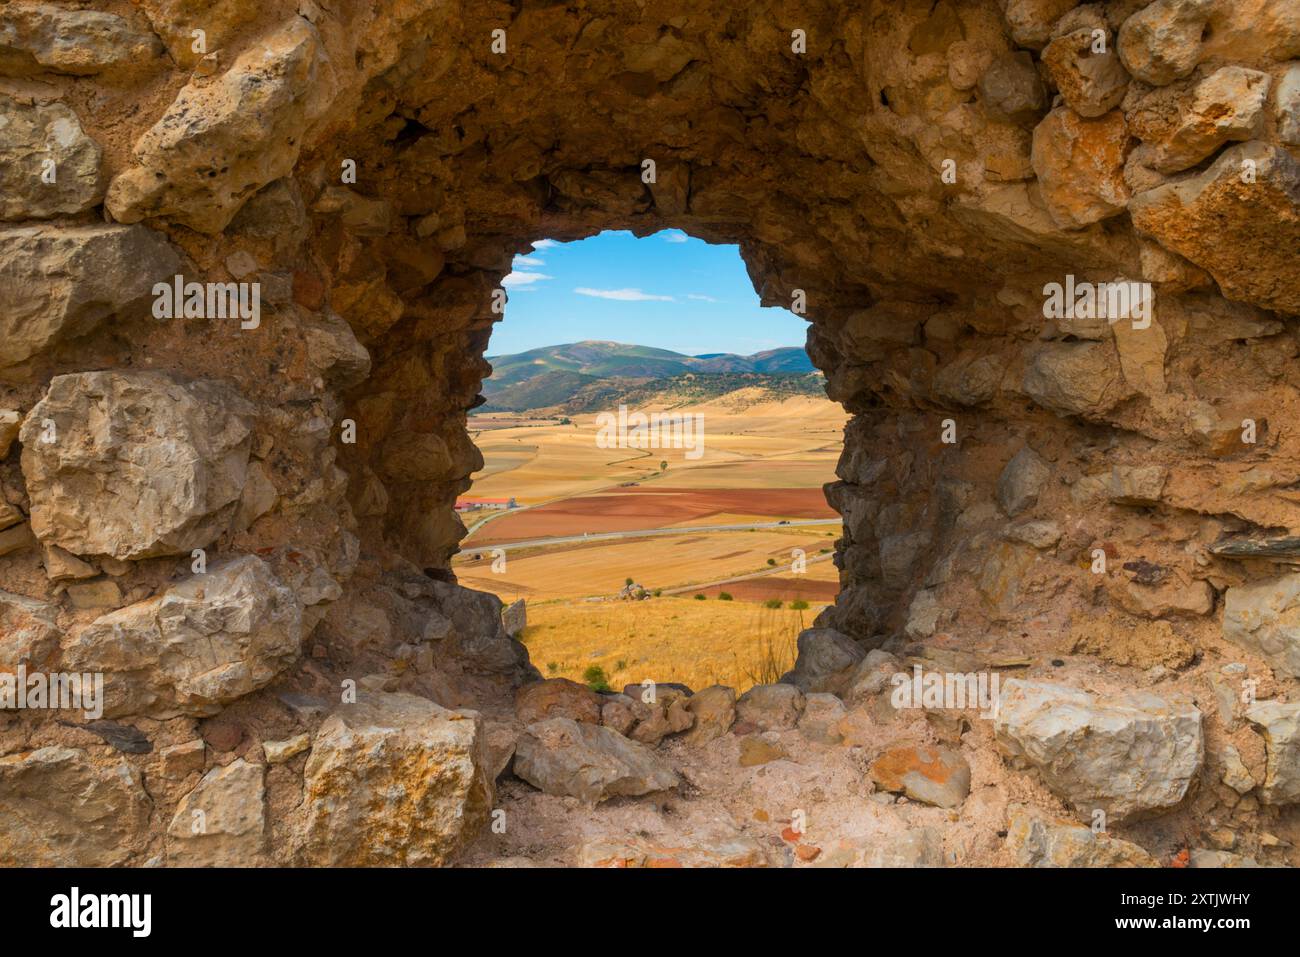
[454,355,848,691]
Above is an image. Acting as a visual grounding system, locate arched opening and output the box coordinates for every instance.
[451,229,847,692]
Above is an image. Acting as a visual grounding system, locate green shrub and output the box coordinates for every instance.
[546,662,559,673]
[718,592,734,601]
[694,593,707,601]
[764,598,783,609]
[583,665,611,692]
[790,599,810,611]
[766,558,776,566]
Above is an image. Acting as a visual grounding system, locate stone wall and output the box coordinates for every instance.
[1,0,1299,865]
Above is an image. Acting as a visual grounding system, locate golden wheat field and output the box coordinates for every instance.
[459,388,847,688]
[518,596,823,692]
[465,392,846,509]
[454,527,839,601]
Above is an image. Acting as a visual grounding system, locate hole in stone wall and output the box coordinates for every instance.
[450,230,848,693]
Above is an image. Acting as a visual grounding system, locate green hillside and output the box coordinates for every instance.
[481,340,814,411]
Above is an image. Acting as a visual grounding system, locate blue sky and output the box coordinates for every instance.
[493,229,808,357]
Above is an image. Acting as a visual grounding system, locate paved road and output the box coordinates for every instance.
[460,517,842,552]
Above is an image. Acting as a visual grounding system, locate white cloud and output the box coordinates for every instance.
[513,255,545,267]
[531,239,559,249]
[502,271,553,288]
[574,287,675,302]
[662,230,689,243]
[687,293,719,302]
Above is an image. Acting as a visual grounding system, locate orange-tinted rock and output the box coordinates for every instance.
[515,678,602,725]
[1031,106,1132,229]
[869,744,971,808]
[795,843,822,861]
[1130,142,1300,315]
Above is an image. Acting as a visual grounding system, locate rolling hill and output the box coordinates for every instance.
[481,340,817,411]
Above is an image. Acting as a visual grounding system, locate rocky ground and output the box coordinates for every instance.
[1,0,1299,866]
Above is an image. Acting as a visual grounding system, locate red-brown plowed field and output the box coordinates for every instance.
[695,576,840,601]
[469,487,834,544]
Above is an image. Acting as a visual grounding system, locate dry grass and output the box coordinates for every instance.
[518,596,815,693]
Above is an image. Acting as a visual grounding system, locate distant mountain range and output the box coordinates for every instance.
[481,340,817,412]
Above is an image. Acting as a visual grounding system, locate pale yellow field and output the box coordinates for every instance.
[453,527,838,602]
[461,389,847,687]
[519,596,820,692]
[466,392,848,508]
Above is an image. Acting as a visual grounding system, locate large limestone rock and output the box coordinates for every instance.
[1117,0,1213,86]
[1151,67,1272,173]
[62,556,303,718]
[427,580,535,681]
[627,687,695,746]
[736,682,806,730]
[514,717,680,806]
[683,684,736,744]
[1000,0,1081,49]
[1245,701,1300,805]
[1105,464,1168,505]
[0,225,179,368]
[779,627,865,695]
[996,446,1050,516]
[106,18,336,233]
[302,312,371,389]
[0,746,151,865]
[20,371,254,560]
[1022,341,1134,418]
[0,589,60,671]
[932,352,1005,406]
[167,759,266,865]
[515,677,602,725]
[0,94,104,219]
[1041,28,1130,118]
[994,679,1204,822]
[1006,804,1158,867]
[1222,574,1300,678]
[298,692,492,866]
[870,744,971,808]
[134,0,259,69]
[0,4,162,79]
[1113,577,1214,619]
[1129,142,1300,315]
[1030,106,1131,229]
